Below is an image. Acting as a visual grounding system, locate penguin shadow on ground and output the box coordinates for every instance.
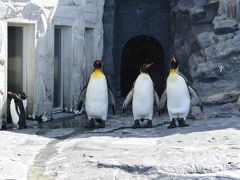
[72,98,240,139]
[2,114,87,140]
[2,98,240,140]
[79,114,240,139]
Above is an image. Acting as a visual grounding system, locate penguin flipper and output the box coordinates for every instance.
[122,89,133,113]
[154,90,160,113]
[178,71,188,83]
[108,88,116,114]
[77,88,87,111]
[159,89,167,114]
[188,85,203,111]
[15,101,20,117]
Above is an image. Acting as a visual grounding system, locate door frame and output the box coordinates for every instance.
[7,20,36,117]
[53,26,64,113]
[7,23,27,93]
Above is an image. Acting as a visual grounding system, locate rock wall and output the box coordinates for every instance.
[171,0,240,117]
[103,0,171,95]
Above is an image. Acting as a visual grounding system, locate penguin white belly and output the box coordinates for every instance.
[10,99,19,127]
[167,74,190,120]
[22,99,27,111]
[132,74,154,120]
[85,77,108,120]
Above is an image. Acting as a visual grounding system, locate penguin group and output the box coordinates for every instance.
[1,54,202,130]
[78,57,203,130]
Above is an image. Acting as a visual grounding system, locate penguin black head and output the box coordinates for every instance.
[7,91,15,99]
[7,91,20,103]
[94,60,103,69]
[140,63,154,73]
[19,92,27,100]
[7,91,27,101]
[170,55,179,70]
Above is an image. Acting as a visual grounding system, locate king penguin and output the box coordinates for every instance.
[122,63,160,128]
[77,60,115,129]
[8,91,27,129]
[159,55,203,128]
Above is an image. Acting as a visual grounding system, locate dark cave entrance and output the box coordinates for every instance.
[120,35,166,96]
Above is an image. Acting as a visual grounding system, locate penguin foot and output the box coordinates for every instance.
[18,125,27,129]
[178,118,189,127]
[85,119,95,129]
[13,124,20,130]
[96,119,105,128]
[144,120,153,128]
[132,120,140,129]
[168,119,177,129]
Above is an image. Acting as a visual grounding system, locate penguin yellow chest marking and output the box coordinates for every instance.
[86,69,108,120]
[168,69,179,82]
[91,69,105,79]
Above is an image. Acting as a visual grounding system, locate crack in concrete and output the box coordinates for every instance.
[27,129,82,180]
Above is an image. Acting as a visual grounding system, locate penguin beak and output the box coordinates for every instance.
[171,56,176,62]
[146,63,154,68]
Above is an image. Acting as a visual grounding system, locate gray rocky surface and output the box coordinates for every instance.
[2,114,240,179]
[213,15,238,34]
[172,0,240,118]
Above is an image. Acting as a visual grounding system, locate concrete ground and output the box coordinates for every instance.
[0,113,240,180]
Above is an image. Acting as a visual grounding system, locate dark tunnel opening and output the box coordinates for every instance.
[121,35,166,96]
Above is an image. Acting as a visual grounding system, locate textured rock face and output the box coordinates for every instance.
[103,0,171,95]
[0,0,104,126]
[213,15,238,34]
[172,0,240,118]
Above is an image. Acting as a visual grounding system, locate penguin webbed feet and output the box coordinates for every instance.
[144,120,153,128]
[168,119,177,129]
[18,125,27,129]
[132,120,140,129]
[85,119,106,129]
[132,120,153,129]
[95,119,105,128]
[178,118,189,127]
[84,119,95,130]
[167,118,189,129]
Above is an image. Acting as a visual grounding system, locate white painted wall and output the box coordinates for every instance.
[0,0,105,126]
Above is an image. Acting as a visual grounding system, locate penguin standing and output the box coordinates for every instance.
[122,63,160,128]
[160,55,203,128]
[8,92,28,129]
[77,60,115,129]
